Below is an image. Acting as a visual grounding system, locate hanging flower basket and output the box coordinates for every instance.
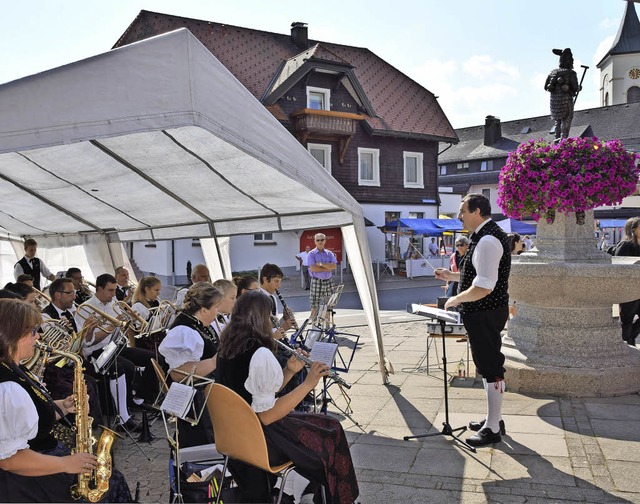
[497,137,639,224]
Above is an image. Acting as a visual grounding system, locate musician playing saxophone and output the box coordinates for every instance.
[0,299,132,502]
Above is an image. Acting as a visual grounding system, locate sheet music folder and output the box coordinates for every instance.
[409,303,461,324]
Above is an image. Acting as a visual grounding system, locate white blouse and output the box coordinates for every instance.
[244,347,283,413]
[158,325,204,371]
[131,302,151,321]
[0,382,39,460]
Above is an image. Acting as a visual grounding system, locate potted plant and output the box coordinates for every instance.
[497,137,639,225]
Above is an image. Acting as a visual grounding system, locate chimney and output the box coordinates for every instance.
[291,22,308,49]
[484,115,502,146]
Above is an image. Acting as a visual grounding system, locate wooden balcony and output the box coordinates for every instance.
[291,108,365,163]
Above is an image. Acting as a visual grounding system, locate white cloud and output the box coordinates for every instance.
[462,55,520,80]
[593,35,615,65]
[599,17,619,30]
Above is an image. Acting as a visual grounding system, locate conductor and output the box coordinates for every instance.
[435,194,511,447]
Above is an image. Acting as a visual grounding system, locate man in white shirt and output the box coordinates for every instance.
[13,238,56,291]
[295,246,311,290]
[77,273,144,432]
[436,194,511,448]
[428,237,439,257]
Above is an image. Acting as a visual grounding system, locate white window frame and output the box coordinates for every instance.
[403,151,424,188]
[481,160,494,171]
[306,86,330,111]
[307,143,332,175]
[253,233,275,244]
[358,147,380,186]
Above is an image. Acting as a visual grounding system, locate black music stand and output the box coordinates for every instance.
[403,304,476,453]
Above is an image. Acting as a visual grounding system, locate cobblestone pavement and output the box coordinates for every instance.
[113,316,640,503]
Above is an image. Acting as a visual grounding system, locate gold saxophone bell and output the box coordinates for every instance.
[34,341,118,502]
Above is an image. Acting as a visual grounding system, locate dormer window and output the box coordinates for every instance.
[307,86,330,110]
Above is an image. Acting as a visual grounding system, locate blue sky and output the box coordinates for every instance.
[1,0,631,128]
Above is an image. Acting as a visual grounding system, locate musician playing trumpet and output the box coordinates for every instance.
[40,278,104,427]
[65,267,93,306]
[215,291,359,504]
[77,274,156,432]
[114,267,134,304]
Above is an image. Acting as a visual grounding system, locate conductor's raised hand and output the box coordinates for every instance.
[304,361,330,388]
[434,268,454,281]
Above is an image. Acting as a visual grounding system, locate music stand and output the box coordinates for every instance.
[403,304,476,453]
[154,367,215,504]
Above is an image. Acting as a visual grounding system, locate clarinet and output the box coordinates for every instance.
[273,338,351,389]
[275,289,299,331]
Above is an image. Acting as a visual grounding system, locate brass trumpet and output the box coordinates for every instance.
[75,302,128,335]
[32,288,52,311]
[113,300,148,334]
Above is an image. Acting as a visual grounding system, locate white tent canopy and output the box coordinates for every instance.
[0,28,390,382]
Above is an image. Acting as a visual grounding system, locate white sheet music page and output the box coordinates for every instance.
[161,382,196,419]
[309,341,339,366]
[411,304,461,324]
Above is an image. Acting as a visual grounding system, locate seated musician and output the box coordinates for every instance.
[4,282,38,306]
[158,283,222,448]
[130,276,162,320]
[114,266,133,304]
[16,274,34,287]
[13,238,56,292]
[233,275,259,297]
[211,279,237,338]
[77,274,146,432]
[175,264,211,308]
[0,299,132,503]
[215,291,359,504]
[65,267,92,306]
[40,278,104,427]
[259,263,296,336]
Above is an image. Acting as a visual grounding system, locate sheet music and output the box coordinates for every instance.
[161,382,196,419]
[410,304,461,324]
[309,341,338,366]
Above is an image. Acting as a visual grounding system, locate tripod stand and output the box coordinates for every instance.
[404,306,476,453]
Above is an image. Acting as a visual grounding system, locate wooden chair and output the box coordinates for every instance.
[205,383,295,504]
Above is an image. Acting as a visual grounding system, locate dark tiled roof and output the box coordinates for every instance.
[114,11,458,143]
[599,0,640,65]
[439,102,640,164]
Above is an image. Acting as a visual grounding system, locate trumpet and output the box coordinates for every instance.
[273,338,351,389]
[75,302,128,335]
[113,300,148,334]
[32,288,52,311]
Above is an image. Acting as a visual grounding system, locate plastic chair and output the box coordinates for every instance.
[205,383,295,504]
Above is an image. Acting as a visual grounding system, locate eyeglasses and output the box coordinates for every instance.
[455,244,467,248]
[61,290,75,295]
[315,239,325,242]
[31,326,39,336]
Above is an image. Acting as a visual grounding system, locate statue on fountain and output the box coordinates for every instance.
[544,48,581,140]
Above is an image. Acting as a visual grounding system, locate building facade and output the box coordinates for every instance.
[114,12,457,279]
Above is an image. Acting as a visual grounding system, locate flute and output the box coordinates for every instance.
[273,338,351,389]
[275,289,299,331]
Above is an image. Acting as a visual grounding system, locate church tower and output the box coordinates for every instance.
[597,0,640,106]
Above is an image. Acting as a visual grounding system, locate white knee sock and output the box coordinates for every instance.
[109,375,130,422]
[485,379,504,433]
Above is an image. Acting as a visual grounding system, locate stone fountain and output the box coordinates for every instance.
[503,210,640,397]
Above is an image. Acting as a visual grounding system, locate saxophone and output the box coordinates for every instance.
[35,341,118,502]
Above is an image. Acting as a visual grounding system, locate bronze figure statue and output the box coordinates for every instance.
[544,48,582,140]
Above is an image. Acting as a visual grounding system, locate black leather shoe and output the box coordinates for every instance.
[468,418,506,435]
[467,428,502,447]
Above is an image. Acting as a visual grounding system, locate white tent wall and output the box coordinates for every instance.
[0,28,390,382]
[1,240,22,286]
[342,223,388,381]
[200,237,231,281]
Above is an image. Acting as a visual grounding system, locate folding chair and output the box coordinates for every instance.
[205,383,296,504]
